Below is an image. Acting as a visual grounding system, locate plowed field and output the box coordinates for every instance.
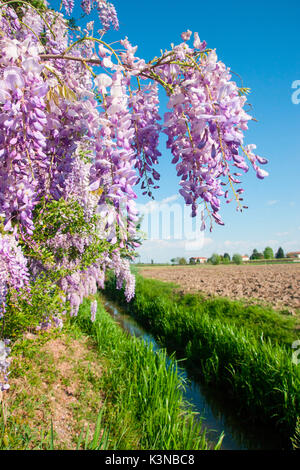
[139,264,300,312]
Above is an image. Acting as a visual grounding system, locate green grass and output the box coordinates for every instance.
[0,326,111,450]
[109,271,299,347]
[70,297,223,450]
[104,273,300,442]
[0,296,222,450]
[291,417,300,450]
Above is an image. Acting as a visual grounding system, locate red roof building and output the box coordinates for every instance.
[287,252,300,258]
[189,256,207,264]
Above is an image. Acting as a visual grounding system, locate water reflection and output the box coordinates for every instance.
[103,300,290,450]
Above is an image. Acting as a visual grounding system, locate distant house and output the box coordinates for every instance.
[287,251,300,259]
[190,257,207,264]
[241,255,249,261]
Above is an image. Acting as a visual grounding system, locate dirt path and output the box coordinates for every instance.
[139,264,300,312]
[3,332,104,449]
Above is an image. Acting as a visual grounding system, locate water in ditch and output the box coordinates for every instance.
[103,299,291,450]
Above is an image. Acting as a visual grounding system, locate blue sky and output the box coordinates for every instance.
[53,0,300,262]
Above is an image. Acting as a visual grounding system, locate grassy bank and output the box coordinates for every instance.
[0,296,218,450]
[104,273,300,441]
[70,297,219,450]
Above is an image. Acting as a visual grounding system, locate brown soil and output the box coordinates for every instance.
[4,332,104,449]
[139,264,300,312]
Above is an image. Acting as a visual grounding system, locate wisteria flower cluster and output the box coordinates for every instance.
[0,0,267,392]
[0,339,11,392]
[0,233,30,319]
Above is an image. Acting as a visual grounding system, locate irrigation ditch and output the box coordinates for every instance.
[102,297,292,450]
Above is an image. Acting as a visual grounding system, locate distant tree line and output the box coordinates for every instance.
[169,246,289,266]
[207,253,243,265]
[250,246,285,260]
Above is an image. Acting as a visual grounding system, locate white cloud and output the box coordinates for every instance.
[136,194,180,213]
[281,240,300,250]
[137,237,213,263]
[223,239,280,249]
[136,194,205,242]
[161,194,180,204]
[223,240,251,248]
[215,239,282,257]
[265,239,279,245]
[184,237,213,252]
[266,200,278,206]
